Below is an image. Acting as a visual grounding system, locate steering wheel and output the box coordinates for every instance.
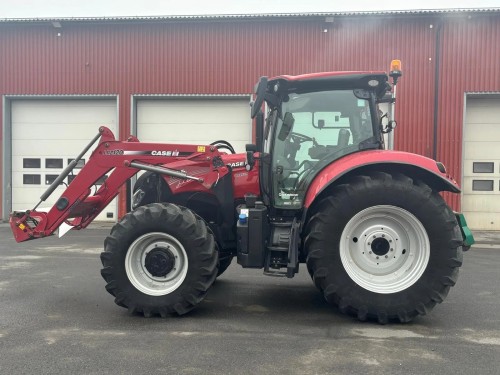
[289,132,314,144]
[210,140,236,154]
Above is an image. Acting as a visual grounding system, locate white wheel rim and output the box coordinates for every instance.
[125,232,188,296]
[340,205,430,294]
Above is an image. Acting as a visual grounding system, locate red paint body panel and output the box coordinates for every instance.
[303,150,459,208]
[221,154,261,199]
[159,152,260,199]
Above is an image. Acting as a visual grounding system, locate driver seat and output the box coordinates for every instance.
[338,129,351,148]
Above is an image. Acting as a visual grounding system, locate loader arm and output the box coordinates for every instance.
[10,126,226,242]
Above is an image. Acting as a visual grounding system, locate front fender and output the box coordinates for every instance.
[303,150,460,208]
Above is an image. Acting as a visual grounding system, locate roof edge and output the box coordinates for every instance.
[1,8,500,23]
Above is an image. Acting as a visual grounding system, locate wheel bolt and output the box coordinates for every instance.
[368,242,371,245]
[382,234,385,238]
[389,240,392,243]
[376,256,379,259]
[369,251,372,254]
[390,248,393,251]
[385,255,388,258]
[373,235,376,239]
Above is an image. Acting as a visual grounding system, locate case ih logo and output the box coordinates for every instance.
[151,150,180,157]
[228,161,245,168]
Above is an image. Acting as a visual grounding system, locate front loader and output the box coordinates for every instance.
[10,60,474,323]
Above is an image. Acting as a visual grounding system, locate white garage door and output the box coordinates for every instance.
[11,99,118,221]
[136,98,252,153]
[462,97,500,230]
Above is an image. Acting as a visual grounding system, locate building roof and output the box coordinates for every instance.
[1,8,500,23]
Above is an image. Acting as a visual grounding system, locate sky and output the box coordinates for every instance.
[0,0,499,18]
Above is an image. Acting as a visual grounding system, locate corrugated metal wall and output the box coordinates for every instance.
[438,14,500,208]
[1,12,499,217]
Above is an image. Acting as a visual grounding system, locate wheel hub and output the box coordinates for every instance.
[144,248,175,277]
[371,237,390,256]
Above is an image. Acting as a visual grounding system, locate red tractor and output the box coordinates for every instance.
[10,61,474,323]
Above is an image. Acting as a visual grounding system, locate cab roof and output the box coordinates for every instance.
[268,71,388,96]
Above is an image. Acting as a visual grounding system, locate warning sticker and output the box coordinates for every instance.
[197,146,206,152]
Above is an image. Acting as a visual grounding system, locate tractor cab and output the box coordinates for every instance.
[251,71,390,210]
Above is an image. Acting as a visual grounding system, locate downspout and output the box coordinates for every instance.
[432,20,442,160]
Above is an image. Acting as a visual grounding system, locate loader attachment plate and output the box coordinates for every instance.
[10,210,50,242]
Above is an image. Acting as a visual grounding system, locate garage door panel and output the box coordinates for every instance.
[138,108,249,125]
[463,141,500,160]
[137,98,252,154]
[463,123,500,140]
[11,140,104,157]
[462,160,500,176]
[463,97,500,230]
[461,211,498,230]
[139,100,248,110]
[462,193,500,211]
[11,99,117,221]
[465,100,500,123]
[139,124,250,143]
[12,156,72,172]
[12,123,112,141]
[138,100,250,125]
[12,101,116,124]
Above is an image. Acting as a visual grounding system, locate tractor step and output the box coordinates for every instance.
[263,218,301,278]
[263,269,288,277]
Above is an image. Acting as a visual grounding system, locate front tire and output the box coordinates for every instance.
[100,203,218,317]
[216,252,233,277]
[305,172,463,323]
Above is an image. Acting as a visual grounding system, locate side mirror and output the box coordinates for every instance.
[278,112,295,141]
[245,144,257,171]
[380,113,397,134]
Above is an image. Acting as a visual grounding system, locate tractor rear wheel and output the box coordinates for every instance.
[305,172,463,323]
[100,203,218,317]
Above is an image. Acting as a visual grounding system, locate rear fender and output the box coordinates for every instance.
[303,150,460,209]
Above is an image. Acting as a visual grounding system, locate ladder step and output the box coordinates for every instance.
[263,270,287,277]
[267,246,288,252]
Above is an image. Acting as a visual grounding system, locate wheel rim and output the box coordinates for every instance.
[340,205,430,294]
[125,232,188,296]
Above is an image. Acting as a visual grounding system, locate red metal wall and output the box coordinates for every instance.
[437,14,500,208]
[1,12,499,217]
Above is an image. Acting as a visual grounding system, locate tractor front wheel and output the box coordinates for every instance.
[100,203,218,317]
[305,172,463,323]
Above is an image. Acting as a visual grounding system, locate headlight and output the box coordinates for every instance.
[132,189,146,209]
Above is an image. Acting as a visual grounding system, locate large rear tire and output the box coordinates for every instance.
[100,203,218,317]
[305,172,463,323]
